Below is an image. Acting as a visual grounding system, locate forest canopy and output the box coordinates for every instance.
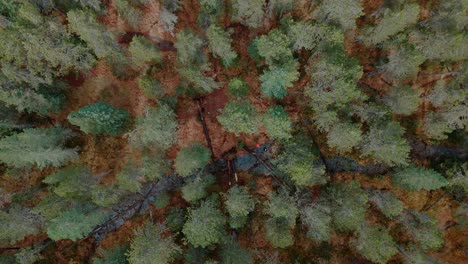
[0,0,466,263]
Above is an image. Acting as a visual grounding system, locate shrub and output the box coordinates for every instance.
[128,36,161,67]
[230,0,265,28]
[0,127,78,168]
[370,191,404,218]
[259,60,299,98]
[228,78,250,98]
[361,121,410,166]
[383,85,421,115]
[217,101,260,135]
[273,137,326,186]
[300,201,331,242]
[182,200,226,247]
[175,144,211,177]
[262,105,292,140]
[329,182,368,232]
[223,186,255,229]
[326,122,362,153]
[127,223,180,264]
[392,166,448,191]
[67,102,130,136]
[207,24,237,66]
[313,0,363,31]
[182,174,216,203]
[129,105,177,150]
[352,224,398,264]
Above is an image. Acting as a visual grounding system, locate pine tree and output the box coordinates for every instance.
[129,105,178,150]
[116,0,142,29]
[273,136,326,186]
[138,74,165,99]
[128,36,161,67]
[264,190,298,248]
[127,223,180,264]
[182,199,226,248]
[300,201,331,242]
[198,0,224,27]
[230,0,265,28]
[207,24,238,66]
[329,182,368,232]
[352,224,398,264]
[370,191,404,218]
[117,160,143,192]
[0,206,43,245]
[217,101,260,135]
[228,78,250,98]
[182,174,216,203]
[254,29,292,66]
[223,185,255,229]
[313,0,363,31]
[0,127,78,168]
[361,121,410,166]
[326,122,362,153]
[220,238,253,264]
[67,102,130,136]
[262,105,292,140]
[259,60,299,98]
[383,85,421,115]
[175,144,211,177]
[392,166,448,191]
[43,164,95,200]
[401,211,444,251]
[93,245,129,264]
[380,43,425,82]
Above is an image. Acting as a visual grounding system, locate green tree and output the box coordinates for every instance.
[175,29,205,66]
[116,0,141,29]
[220,238,253,264]
[223,185,255,229]
[43,164,95,200]
[198,0,224,27]
[313,0,363,31]
[370,191,404,218]
[228,78,250,98]
[326,122,362,153]
[410,31,467,61]
[361,121,410,166]
[0,206,43,245]
[67,102,130,136]
[182,174,216,203]
[401,211,444,251]
[300,201,331,243]
[380,43,425,81]
[128,36,161,67]
[129,105,178,150]
[383,85,421,115]
[93,245,129,264]
[360,4,420,45]
[0,127,78,168]
[182,200,226,248]
[268,0,295,15]
[329,182,368,232]
[217,101,260,135]
[207,24,238,66]
[254,29,292,66]
[138,74,165,99]
[392,166,448,191]
[230,0,265,28]
[259,60,299,98]
[352,224,398,264]
[273,136,326,186]
[262,105,292,140]
[175,144,211,177]
[47,206,108,241]
[127,223,181,264]
[117,160,143,192]
[165,207,186,233]
[264,190,298,248]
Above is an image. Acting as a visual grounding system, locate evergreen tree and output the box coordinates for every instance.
[0,127,78,168]
[392,166,448,191]
[259,60,299,98]
[116,0,141,29]
[93,245,129,264]
[67,102,130,136]
[254,29,292,66]
[128,36,161,67]
[300,201,331,242]
[220,238,253,264]
[138,74,165,99]
[0,206,43,245]
[43,164,95,200]
[217,101,260,135]
[264,190,298,248]
[262,105,292,140]
[352,224,398,264]
[380,43,425,82]
[228,78,250,98]
[127,223,180,264]
[313,0,363,31]
[165,207,186,233]
[182,174,216,203]
[401,211,444,251]
[129,105,178,150]
[175,144,211,177]
[326,122,362,153]
[360,4,420,45]
[273,136,326,186]
[207,24,238,67]
[175,29,205,66]
[370,191,404,218]
[329,182,368,232]
[383,85,421,115]
[182,199,226,248]
[223,185,255,229]
[198,0,224,27]
[361,121,410,166]
[230,0,265,28]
